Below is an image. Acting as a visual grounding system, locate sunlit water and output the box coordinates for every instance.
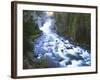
[32,12,91,68]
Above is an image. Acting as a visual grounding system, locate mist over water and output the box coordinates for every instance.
[32,11,91,68]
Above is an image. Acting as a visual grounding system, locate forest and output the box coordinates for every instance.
[23,10,91,69]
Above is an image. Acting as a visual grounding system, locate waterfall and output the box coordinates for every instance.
[32,11,91,68]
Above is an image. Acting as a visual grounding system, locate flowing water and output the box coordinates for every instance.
[32,11,91,68]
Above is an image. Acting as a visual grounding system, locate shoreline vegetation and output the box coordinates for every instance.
[23,11,91,69]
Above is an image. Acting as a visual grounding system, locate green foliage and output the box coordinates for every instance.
[23,11,48,69]
[23,11,41,55]
[55,13,68,35]
[34,58,48,68]
[55,12,91,49]
[23,11,40,69]
[23,11,91,69]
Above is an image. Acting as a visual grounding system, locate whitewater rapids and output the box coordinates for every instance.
[32,12,91,68]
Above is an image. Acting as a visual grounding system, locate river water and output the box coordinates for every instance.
[32,11,91,68]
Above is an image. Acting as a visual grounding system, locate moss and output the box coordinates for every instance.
[34,58,48,68]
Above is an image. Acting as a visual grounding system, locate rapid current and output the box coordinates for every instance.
[32,12,91,68]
